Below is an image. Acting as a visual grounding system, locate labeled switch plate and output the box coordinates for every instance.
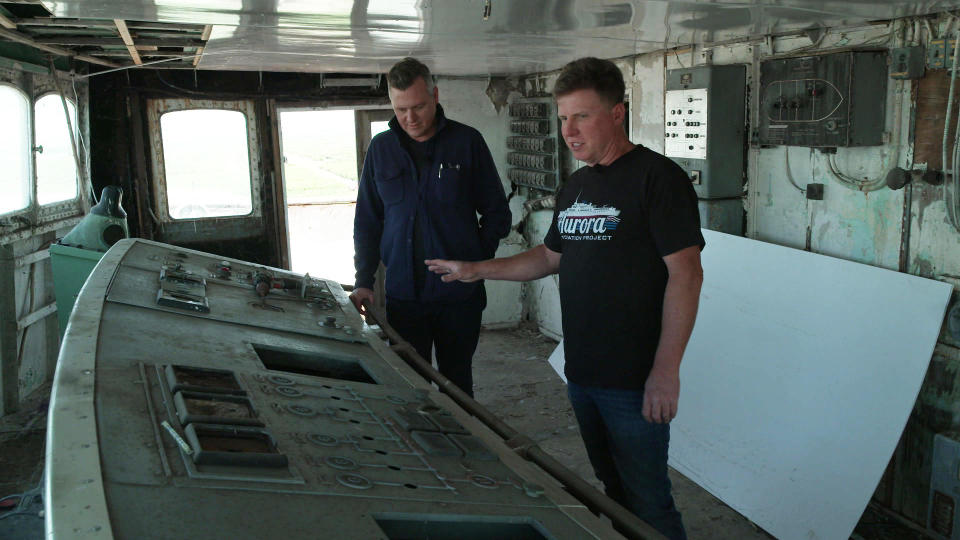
[890,46,925,79]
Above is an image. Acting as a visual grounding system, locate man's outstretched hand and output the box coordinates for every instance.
[425,259,481,282]
[349,287,374,316]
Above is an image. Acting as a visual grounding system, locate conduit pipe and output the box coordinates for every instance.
[943,31,960,231]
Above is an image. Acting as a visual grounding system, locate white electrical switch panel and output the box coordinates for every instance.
[664,88,708,159]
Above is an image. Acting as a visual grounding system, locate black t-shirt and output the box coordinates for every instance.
[543,145,705,389]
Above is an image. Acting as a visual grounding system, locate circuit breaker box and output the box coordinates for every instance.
[665,65,746,199]
[930,432,960,539]
[506,98,561,192]
[758,51,887,147]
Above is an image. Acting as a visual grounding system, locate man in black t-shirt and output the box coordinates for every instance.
[425,57,704,540]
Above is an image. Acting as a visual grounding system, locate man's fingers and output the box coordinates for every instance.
[644,391,677,424]
[425,259,450,274]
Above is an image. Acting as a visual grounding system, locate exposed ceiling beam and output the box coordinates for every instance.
[193,24,212,67]
[0,14,16,30]
[113,19,141,65]
[146,61,198,69]
[0,26,120,67]
[13,18,205,33]
[35,35,204,47]
[13,18,113,28]
[86,50,188,57]
[129,22,206,32]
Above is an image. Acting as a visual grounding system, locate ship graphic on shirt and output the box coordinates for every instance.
[556,197,621,240]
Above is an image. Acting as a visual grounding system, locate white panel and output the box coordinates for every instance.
[671,230,952,540]
[664,88,707,159]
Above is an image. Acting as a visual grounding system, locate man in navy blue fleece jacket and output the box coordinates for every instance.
[351,57,511,397]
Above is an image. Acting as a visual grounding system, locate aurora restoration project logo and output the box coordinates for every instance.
[556,198,621,241]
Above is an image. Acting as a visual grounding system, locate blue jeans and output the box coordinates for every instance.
[567,382,687,540]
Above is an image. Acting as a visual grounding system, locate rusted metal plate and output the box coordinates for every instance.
[914,70,960,171]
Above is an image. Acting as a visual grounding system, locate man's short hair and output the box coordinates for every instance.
[388,57,435,92]
[553,57,625,106]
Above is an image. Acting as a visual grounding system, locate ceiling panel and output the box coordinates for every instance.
[41,1,960,74]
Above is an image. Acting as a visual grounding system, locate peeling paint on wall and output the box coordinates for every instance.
[484,77,519,114]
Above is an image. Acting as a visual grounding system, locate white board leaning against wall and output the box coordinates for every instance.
[548,230,953,540]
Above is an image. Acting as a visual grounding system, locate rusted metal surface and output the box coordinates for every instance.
[913,70,960,171]
[0,245,18,415]
[266,99,289,269]
[128,92,154,240]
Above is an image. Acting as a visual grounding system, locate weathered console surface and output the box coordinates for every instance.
[45,239,623,539]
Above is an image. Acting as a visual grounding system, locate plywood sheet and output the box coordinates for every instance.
[670,230,953,540]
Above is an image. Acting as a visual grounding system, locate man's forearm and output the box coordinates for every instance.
[652,266,703,373]
[471,244,560,282]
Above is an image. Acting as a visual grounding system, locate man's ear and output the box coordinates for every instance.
[433,85,439,103]
[612,102,626,125]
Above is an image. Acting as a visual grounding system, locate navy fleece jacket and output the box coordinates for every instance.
[353,106,511,302]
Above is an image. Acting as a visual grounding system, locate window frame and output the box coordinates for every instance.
[0,81,34,218]
[0,69,88,240]
[147,98,262,224]
[33,91,81,213]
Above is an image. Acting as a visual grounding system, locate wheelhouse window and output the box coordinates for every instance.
[0,84,31,215]
[159,109,253,219]
[35,94,80,206]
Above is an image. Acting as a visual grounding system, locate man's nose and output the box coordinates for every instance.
[562,120,577,137]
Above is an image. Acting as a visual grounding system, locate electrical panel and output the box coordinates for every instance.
[758,51,887,147]
[890,46,925,79]
[928,38,957,69]
[929,433,960,540]
[506,98,560,191]
[665,65,746,200]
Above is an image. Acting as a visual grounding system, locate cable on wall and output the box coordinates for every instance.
[823,73,906,192]
[943,31,960,232]
[783,147,806,193]
[49,58,94,207]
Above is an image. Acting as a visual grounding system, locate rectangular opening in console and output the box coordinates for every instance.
[184,423,288,468]
[166,365,244,395]
[252,344,377,384]
[374,514,551,540]
[173,391,263,427]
